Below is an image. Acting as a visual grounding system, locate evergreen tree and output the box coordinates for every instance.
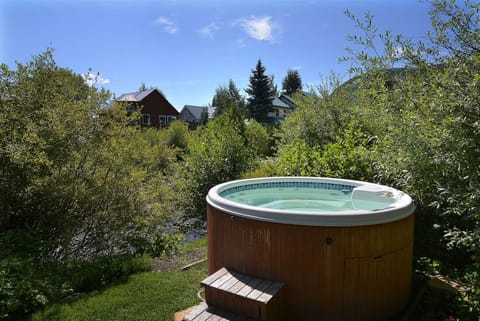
[245,59,275,124]
[282,69,303,96]
[199,107,209,126]
[212,79,246,117]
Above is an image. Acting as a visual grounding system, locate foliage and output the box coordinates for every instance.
[212,79,246,117]
[0,49,177,259]
[29,236,208,321]
[65,255,153,292]
[281,69,303,96]
[276,73,353,148]
[338,0,480,313]
[199,107,209,126]
[30,262,207,321]
[1,257,50,320]
[161,120,190,151]
[137,82,165,97]
[273,0,480,314]
[245,59,276,124]
[241,158,279,179]
[244,119,270,158]
[0,234,152,321]
[126,232,183,258]
[181,107,254,220]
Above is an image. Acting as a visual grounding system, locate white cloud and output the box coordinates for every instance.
[236,38,247,48]
[153,16,178,34]
[81,72,110,87]
[236,16,276,42]
[198,22,220,40]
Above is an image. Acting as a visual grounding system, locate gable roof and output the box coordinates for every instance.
[273,94,297,109]
[272,96,291,109]
[180,105,216,120]
[278,94,297,108]
[116,89,157,102]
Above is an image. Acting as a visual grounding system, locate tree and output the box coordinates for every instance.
[0,49,177,259]
[212,79,246,117]
[138,82,148,91]
[245,119,270,157]
[245,59,276,124]
[199,107,209,126]
[138,82,166,97]
[282,69,303,96]
[334,0,480,315]
[181,106,253,220]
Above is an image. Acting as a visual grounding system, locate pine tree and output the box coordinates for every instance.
[245,59,275,124]
[282,69,303,96]
[199,107,209,126]
[212,79,246,117]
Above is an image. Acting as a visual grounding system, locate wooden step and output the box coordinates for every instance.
[182,302,257,321]
[200,267,285,321]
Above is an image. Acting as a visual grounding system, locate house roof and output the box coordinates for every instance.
[116,89,157,102]
[272,96,291,109]
[278,94,296,108]
[180,105,216,120]
[273,94,299,110]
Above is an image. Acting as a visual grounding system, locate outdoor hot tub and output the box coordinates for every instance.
[206,177,415,321]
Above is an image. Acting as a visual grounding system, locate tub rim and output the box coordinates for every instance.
[206,176,415,226]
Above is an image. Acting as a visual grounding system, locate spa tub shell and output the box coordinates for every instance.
[206,177,415,321]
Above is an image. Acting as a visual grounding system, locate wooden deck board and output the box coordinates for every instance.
[200,267,285,321]
[183,303,257,321]
[202,267,229,286]
[256,281,284,303]
[202,267,284,304]
[210,272,234,289]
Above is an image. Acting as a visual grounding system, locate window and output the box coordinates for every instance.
[160,115,176,127]
[141,114,150,125]
[126,105,135,116]
[159,115,167,127]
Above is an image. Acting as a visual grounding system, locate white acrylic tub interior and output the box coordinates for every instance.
[207,177,415,226]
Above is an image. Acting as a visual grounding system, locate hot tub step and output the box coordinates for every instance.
[182,302,257,321]
[201,267,285,321]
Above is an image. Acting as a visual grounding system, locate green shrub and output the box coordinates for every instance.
[242,158,279,178]
[67,255,153,292]
[126,232,183,258]
[245,119,270,158]
[0,50,177,260]
[0,257,49,320]
[0,240,153,321]
[181,108,254,219]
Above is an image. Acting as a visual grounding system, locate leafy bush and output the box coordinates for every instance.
[162,120,190,151]
[341,0,480,313]
[0,257,50,320]
[67,255,153,292]
[0,50,177,259]
[181,107,254,220]
[272,0,480,314]
[242,158,279,179]
[244,119,270,158]
[126,232,183,258]
[0,249,152,320]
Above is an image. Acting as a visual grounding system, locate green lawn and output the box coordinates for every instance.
[29,238,208,321]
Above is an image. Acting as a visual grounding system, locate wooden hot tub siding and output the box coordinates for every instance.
[207,205,414,321]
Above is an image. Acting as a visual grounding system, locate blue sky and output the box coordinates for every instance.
[1,0,432,110]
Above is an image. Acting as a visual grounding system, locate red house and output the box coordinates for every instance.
[116,89,179,127]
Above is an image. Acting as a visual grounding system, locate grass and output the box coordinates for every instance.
[28,237,208,321]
